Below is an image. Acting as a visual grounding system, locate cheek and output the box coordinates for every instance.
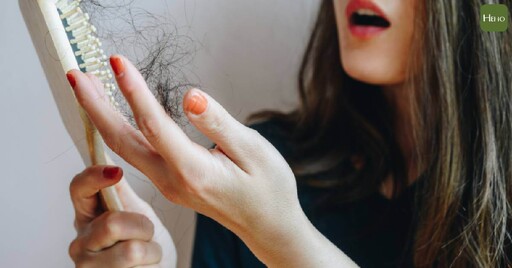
[335,0,415,86]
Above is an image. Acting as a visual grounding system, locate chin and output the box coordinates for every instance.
[334,0,415,87]
[342,57,406,86]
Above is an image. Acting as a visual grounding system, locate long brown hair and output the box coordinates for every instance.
[250,0,512,266]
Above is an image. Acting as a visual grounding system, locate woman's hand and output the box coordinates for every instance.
[68,165,176,267]
[66,55,357,267]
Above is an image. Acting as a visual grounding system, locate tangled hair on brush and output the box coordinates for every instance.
[81,0,197,126]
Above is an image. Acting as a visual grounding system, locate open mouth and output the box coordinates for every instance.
[346,0,391,38]
[350,9,390,28]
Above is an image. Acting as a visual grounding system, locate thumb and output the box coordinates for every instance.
[183,88,262,171]
[70,165,123,229]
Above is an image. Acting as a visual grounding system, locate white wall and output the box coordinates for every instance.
[0,0,316,267]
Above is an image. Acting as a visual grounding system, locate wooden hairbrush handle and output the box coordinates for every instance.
[84,114,124,211]
[20,0,124,212]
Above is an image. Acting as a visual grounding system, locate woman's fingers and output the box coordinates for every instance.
[67,70,163,174]
[70,239,162,267]
[183,88,263,172]
[109,55,209,168]
[98,240,162,267]
[84,211,155,251]
[69,166,176,268]
[70,165,123,229]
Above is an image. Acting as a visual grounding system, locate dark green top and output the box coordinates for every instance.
[192,120,415,268]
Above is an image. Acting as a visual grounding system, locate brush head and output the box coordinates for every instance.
[19,0,119,166]
[20,0,125,211]
[56,0,118,108]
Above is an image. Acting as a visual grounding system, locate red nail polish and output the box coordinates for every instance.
[66,73,76,88]
[103,167,121,179]
[184,90,208,115]
[110,56,125,76]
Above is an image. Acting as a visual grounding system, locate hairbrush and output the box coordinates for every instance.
[20,0,123,211]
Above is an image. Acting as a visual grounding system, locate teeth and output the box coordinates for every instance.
[355,9,378,16]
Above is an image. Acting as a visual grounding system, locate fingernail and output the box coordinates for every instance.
[184,90,208,115]
[110,56,125,76]
[103,167,121,180]
[66,72,76,88]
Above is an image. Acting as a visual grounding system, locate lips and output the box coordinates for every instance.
[346,0,391,38]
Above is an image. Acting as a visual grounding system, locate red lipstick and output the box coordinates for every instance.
[346,0,391,38]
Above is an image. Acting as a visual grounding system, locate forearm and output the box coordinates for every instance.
[236,210,359,268]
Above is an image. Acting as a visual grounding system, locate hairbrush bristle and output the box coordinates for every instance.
[57,0,118,107]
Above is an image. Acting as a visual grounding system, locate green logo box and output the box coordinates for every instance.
[481,4,509,32]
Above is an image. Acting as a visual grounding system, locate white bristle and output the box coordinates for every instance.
[76,45,97,55]
[75,48,102,57]
[73,25,96,38]
[60,1,80,13]
[71,29,88,38]
[57,0,118,109]
[60,6,80,18]
[64,8,83,21]
[90,70,107,76]
[56,0,69,10]
[84,62,108,72]
[82,60,108,71]
[100,72,113,80]
[98,73,113,82]
[81,49,102,59]
[86,54,107,62]
[76,38,99,49]
[70,34,90,44]
[65,21,87,31]
[67,13,89,25]
[60,6,78,18]
[75,37,97,48]
[82,57,100,64]
[79,58,102,68]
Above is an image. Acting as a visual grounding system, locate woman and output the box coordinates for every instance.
[66,0,511,267]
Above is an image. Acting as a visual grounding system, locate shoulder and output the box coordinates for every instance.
[247,119,294,158]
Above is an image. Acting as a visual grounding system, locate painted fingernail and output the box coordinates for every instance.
[103,167,121,180]
[184,90,208,115]
[66,72,76,88]
[110,56,125,76]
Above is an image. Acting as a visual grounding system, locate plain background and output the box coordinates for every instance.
[0,0,317,267]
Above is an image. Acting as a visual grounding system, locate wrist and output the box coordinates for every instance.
[235,205,318,267]
[233,205,358,268]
